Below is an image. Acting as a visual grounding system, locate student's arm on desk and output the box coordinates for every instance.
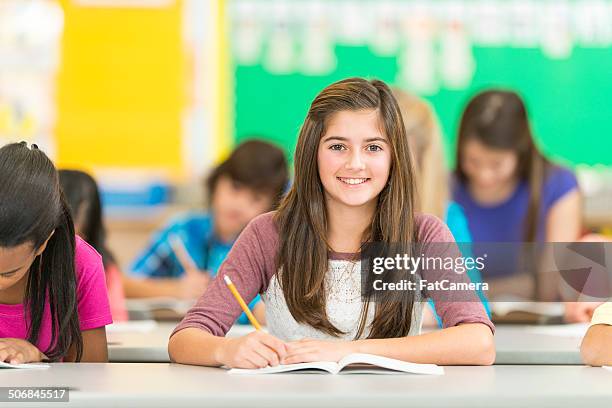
[122,275,209,300]
[282,323,495,366]
[365,322,496,366]
[581,324,612,366]
[123,275,180,298]
[169,327,287,368]
[65,327,109,362]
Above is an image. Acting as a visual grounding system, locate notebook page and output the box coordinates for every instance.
[337,353,444,375]
[228,361,339,375]
[0,361,50,369]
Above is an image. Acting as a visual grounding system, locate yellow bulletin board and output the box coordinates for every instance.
[55,0,186,175]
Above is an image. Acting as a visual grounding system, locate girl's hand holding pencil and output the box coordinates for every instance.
[217,330,288,369]
[220,275,288,368]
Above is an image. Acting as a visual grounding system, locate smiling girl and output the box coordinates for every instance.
[168,78,495,368]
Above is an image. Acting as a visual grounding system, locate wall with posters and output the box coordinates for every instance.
[230,0,612,168]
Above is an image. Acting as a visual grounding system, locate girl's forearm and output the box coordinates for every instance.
[122,275,182,298]
[168,327,229,366]
[581,325,612,366]
[351,323,495,365]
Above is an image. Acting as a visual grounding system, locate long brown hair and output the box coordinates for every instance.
[274,78,418,339]
[455,90,550,242]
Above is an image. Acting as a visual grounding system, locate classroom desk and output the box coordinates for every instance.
[1,363,610,408]
[107,323,252,363]
[107,324,584,365]
[494,325,584,365]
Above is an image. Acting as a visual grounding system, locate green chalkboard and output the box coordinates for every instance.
[234,45,612,167]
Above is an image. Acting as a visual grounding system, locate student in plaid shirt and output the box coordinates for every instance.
[125,140,289,324]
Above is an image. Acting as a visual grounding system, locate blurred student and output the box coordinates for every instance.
[125,139,288,324]
[59,169,128,322]
[581,302,612,366]
[0,142,111,364]
[393,88,489,324]
[169,78,494,369]
[453,90,582,315]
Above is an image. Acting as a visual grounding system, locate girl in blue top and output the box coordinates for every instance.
[125,139,289,324]
[452,90,582,309]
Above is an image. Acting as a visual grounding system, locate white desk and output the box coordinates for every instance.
[107,323,253,362]
[494,325,584,365]
[107,323,584,365]
[1,364,611,408]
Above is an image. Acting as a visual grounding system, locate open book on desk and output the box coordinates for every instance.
[228,353,444,375]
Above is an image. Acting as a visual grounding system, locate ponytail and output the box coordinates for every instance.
[25,194,83,361]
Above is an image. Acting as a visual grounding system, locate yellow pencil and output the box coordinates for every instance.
[223,275,262,330]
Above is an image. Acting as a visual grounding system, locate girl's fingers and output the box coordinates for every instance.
[245,352,268,369]
[288,339,316,351]
[282,352,317,365]
[0,340,40,363]
[286,343,314,354]
[252,344,279,367]
[10,352,25,365]
[0,347,21,363]
[257,333,287,358]
[283,347,315,360]
[0,345,41,364]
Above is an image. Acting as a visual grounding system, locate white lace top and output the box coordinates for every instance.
[173,211,494,339]
[262,260,424,341]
